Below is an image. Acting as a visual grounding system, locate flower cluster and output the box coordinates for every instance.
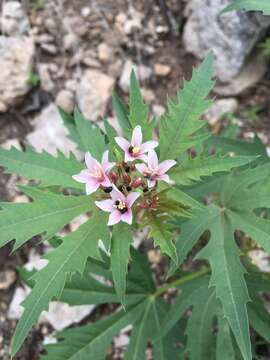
[73,126,176,226]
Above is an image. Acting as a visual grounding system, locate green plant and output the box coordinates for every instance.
[1,52,270,360]
[222,0,270,15]
[26,72,40,87]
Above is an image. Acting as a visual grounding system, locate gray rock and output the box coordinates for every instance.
[1,1,29,35]
[38,63,55,92]
[55,89,75,113]
[0,36,34,110]
[204,98,238,125]
[183,0,270,83]
[26,104,81,158]
[77,70,115,121]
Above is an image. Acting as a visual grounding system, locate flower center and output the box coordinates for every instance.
[114,199,128,214]
[128,145,140,156]
[90,165,104,181]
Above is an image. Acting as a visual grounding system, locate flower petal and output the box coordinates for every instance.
[86,181,100,195]
[108,210,122,226]
[131,126,142,147]
[110,186,126,202]
[95,199,114,212]
[140,141,158,154]
[101,176,112,188]
[115,137,130,151]
[85,152,95,170]
[121,209,133,225]
[126,192,140,207]
[72,169,90,183]
[158,174,171,184]
[147,179,156,188]
[124,152,135,162]
[158,160,177,175]
[102,150,109,164]
[135,163,148,175]
[148,149,159,169]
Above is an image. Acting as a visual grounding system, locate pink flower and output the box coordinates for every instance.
[115,125,158,162]
[135,149,176,188]
[72,150,115,195]
[95,187,140,226]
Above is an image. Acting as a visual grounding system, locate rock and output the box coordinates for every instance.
[7,286,31,319]
[77,70,115,121]
[34,33,55,45]
[97,43,111,63]
[152,104,165,117]
[38,63,54,92]
[55,90,75,113]
[141,88,155,102]
[1,1,29,35]
[0,36,34,110]
[215,53,267,95]
[154,63,171,77]
[65,79,78,92]
[249,250,270,273]
[81,7,91,18]
[0,270,16,290]
[41,302,95,331]
[40,43,58,55]
[27,104,80,157]
[204,98,238,125]
[0,102,8,113]
[183,0,270,83]
[114,333,130,348]
[1,138,22,150]
[63,33,79,51]
[119,60,152,93]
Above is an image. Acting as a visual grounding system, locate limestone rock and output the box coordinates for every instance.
[0,36,34,110]
[26,104,80,157]
[77,70,115,121]
[204,98,238,125]
[1,1,29,35]
[55,89,75,113]
[183,0,270,83]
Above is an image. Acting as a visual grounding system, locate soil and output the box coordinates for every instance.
[1,0,270,359]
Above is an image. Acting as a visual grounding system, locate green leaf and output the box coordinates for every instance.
[59,107,84,151]
[111,223,132,306]
[11,212,109,356]
[171,154,256,186]
[216,316,237,360]
[186,287,217,360]
[146,212,178,263]
[74,108,106,160]
[248,291,270,343]
[128,70,152,139]
[0,146,83,189]
[222,0,270,15]
[41,301,146,360]
[159,53,215,160]
[0,187,91,251]
[198,211,251,360]
[112,90,132,135]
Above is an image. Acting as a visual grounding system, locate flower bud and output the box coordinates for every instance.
[109,172,118,183]
[123,173,131,185]
[131,177,143,188]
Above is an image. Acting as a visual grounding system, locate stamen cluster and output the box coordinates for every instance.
[73,125,176,225]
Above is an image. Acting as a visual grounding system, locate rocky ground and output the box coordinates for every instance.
[0,0,270,359]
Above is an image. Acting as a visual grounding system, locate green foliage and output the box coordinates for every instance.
[222,0,270,15]
[1,54,270,360]
[0,146,83,189]
[159,52,215,160]
[27,72,40,86]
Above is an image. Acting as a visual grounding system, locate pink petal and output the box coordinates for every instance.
[140,141,158,154]
[126,192,140,207]
[157,160,177,175]
[148,149,159,169]
[136,154,148,162]
[108,210,122,226]
[135,163,148,175]
[86,181,100,195]
[85,152,96,170]
[147,179,156,188]
[158,174,171,184]
[131,126,142,147]
[101,176,112,188]
[115,137,130,151]
[72,170,90,183]
[110,186,126,202]
[95,199,115,212]
[121,209,133,225]
[124,152,135,162]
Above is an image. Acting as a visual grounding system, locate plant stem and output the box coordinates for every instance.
[154,267,211,297]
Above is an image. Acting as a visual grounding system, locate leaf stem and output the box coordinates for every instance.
[154,267,211,297]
